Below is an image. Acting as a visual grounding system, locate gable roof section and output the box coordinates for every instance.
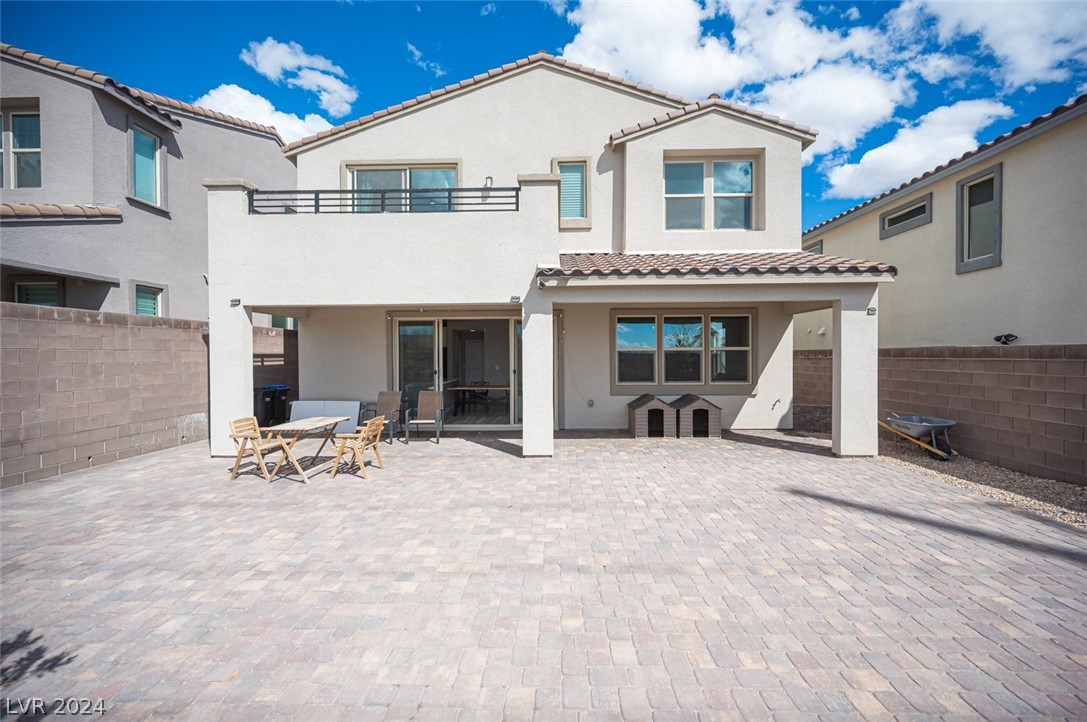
[283,52,698,155]
[1,43,284,145]
[539,252,896,278]
[805,93,1087,237]
[609,97,818,148]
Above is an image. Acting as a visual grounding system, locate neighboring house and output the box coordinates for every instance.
[0,43,296,323]
[205,52,895,458]
[794,94,1087,484]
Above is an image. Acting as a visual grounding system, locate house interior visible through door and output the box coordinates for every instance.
[394,317,522,427]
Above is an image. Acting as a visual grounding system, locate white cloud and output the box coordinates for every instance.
[844,6,860,22]
[481,2,496,16]
[892,0,1087,89]
[407,43,447,78]
[193,84,333,143]
[241,37,345,82]
[753,62,915,161]
[825,99,1013,198]
[910,52,975,84]
[240,37,357,118]
[542,0,566,14]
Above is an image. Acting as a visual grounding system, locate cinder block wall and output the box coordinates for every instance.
[794,351,833,432]
[0,302,298,488]
[793,346,1086,485]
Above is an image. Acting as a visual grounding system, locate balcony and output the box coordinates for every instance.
[249,187,520,215]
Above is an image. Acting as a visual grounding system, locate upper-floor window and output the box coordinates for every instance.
[879,193,932,240]
[956,164,1002,274]
[132,126,161,205]
[135,284,162,316]
[664,160,754,230]
[803,239,823,253]
[559,162,586,219]
[352,166,455,213]
[1,112,42,188]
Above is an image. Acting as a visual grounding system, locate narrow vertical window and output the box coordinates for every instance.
[135,285,161,316]
[12,113,41,188]
[712,161,752,229]
[955,165,1002,273]
[663,316,704,383]
[558,162,586,219]
[616,317,657,384]
[709,316,751,383]
[133,127,160,204]
[664,162,704,229]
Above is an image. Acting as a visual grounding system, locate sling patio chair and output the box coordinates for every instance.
[363,390,403,443]
[229,416,290,482]
[330,415,386,479]
[406,389,444,443]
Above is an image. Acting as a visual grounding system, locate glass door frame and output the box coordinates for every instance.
[391,314,522,428]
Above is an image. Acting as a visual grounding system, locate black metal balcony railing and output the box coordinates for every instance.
[248,187,520,214]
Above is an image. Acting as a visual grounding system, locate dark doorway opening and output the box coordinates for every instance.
[692,408,710,438]
[647,408,664,437]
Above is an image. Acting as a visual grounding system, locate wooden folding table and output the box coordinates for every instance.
[263,416,350,483]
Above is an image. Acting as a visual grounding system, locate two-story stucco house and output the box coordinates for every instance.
[794,94,1086,484]
[205,53,896,458]
[0,43,296,322]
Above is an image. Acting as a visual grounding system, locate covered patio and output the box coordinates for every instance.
[3,433,1086,719]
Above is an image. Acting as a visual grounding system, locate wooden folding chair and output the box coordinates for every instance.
[229,416,289,482]
[330,415,386,479]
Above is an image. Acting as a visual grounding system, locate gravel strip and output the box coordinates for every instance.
[788,430,1087,529]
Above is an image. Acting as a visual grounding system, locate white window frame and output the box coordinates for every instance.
[131,124,163,207]
[708,314,753,386]
[663,161,705,231]
[711,160,754,230]
[552,157,592,230]
[3,111,42,189]
[955,164,1003,274]
[664,159,757,231]
[803,239,823,254]
[615,315,658,385]
[879,193,932,240]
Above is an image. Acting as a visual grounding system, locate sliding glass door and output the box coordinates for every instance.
[397,320,438,412]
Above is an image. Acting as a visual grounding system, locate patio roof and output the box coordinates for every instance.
[538,252,897,279]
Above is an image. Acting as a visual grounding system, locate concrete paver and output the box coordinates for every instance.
[1,431,1086,720]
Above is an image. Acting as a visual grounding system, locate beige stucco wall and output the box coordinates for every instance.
[796,113,1087,349]
[621,112,804,253]
[296,307,388,401]
[292,65,679,254]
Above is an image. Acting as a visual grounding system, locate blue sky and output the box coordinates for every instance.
[3,0,1085,229]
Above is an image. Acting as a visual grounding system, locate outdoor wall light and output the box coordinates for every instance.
[484,176,494,187]
[994,333,1019,345]
[510,295,521,303]
[867,307,877,316]
[230,298,241,307]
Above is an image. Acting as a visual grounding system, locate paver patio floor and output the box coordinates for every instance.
[2,432,1086,721]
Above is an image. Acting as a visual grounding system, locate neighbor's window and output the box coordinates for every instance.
[5,113,42,188]
[352,166,456,213]
[879,193,932,239]
[616,316,657,384]
[803,239,823,254]
[135,285,161,316]
[665,160,754,230]
[271,315,295,330]
[132,126,160,204]
[663,316,703,383]
[664,162,704,229]
[956,165,1002,273]
[613,313,753,390]
[15,280,59,307]
[709,315,751,383]
[558,162,586,219]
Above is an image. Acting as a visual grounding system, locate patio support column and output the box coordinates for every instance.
[832,284,879,457]
[205,180,257,457]
[521,289,554,457]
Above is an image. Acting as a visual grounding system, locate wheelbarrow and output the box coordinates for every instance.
[878,413,958,461]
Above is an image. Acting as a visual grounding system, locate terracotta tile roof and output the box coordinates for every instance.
[1,43,284,145]
[805,93,1087,236]
[539,252,896,278]
[283,52,695,154]
[610,97,818,147]
[1,203,123,220]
